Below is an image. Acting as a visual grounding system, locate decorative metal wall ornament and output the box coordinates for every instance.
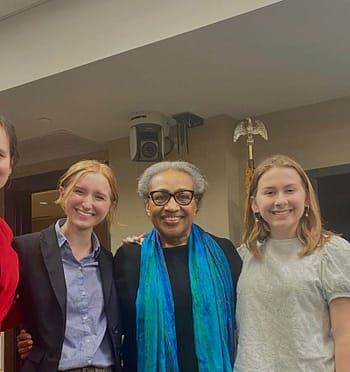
[233,117,268,193]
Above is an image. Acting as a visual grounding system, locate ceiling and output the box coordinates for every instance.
[1,0,350,166]
[0,0,50,21]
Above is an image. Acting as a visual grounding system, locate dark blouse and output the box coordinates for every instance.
[114,234,242,372]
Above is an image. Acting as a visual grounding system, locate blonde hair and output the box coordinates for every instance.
[56,160,118,224]
[242,154,334,257]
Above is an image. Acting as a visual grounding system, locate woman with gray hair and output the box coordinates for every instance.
[115,160,242,372]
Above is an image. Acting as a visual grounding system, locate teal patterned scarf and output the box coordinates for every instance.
[136,224,234,371]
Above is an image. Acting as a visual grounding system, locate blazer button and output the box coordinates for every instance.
[112,327,119,334]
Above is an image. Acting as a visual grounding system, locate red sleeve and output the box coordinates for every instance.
[0,218,19,327]
[0,299,22,330]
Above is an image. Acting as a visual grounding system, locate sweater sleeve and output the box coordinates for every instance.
[0,218,19,328]
[321,236,350,303]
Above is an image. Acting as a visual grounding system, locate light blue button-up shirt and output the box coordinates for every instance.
[55,220,114,370]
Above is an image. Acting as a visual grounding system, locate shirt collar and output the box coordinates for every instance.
[55,219,101,257]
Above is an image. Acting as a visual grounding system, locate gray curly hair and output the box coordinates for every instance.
[137,161,207,209]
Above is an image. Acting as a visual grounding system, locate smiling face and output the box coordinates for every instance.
[252,166,308,239]
[145,169,197,247]
[0,126,12,189]
[60,171,112,233]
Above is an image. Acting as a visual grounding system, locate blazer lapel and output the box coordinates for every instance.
[40,224,67,315]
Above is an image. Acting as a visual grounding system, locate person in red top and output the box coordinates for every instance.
[0,115,20,329]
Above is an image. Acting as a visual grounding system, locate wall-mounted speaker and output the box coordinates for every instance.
[129,123,164,161]
[129,111,177,161]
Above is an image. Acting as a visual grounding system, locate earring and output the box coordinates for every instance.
[254,212,261,223]
[304,206,309,217]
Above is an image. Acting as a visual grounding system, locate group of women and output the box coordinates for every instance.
[1,114,349,372]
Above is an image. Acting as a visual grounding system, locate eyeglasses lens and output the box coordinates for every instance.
[150,190,194,206]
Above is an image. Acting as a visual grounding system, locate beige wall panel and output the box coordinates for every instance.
[14,151,108,178]
[255,97,350,170]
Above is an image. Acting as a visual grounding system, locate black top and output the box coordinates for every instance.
[114,234,242,372]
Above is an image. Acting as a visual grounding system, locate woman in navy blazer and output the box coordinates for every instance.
[14,160,122,372]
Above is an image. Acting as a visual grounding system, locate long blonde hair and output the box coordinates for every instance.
[242,154,334,257]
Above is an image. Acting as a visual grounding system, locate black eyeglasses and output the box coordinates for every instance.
[149,190,195,206]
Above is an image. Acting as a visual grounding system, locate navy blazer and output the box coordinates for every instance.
[14,223,123,372]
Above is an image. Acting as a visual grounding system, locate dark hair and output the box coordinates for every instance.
[0,115,19,169]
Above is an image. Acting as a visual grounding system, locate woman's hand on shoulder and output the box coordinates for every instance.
[121,232,146,245]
